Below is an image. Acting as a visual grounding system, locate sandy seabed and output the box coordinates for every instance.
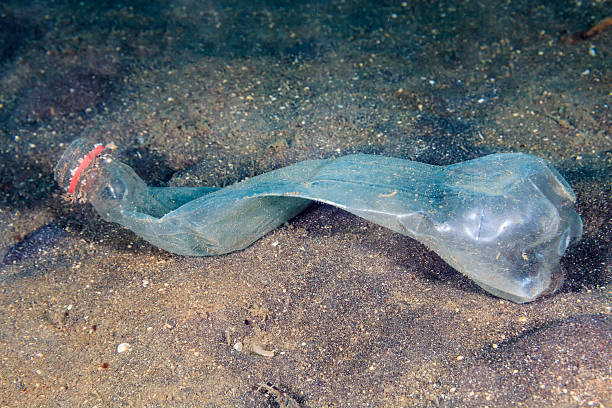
[0,1,610,406]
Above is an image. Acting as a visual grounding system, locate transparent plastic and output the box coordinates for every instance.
[55,138,582,303]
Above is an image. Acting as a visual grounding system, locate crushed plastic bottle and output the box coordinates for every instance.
[55,138,582,303]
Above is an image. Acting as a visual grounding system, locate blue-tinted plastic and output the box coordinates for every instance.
[55,139,582,303]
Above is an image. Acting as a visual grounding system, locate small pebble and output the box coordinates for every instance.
[117,343,131,353]
[251,343,274,357]
[233,341,243,352]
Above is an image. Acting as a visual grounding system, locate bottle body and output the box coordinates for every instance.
[55,139,582,303]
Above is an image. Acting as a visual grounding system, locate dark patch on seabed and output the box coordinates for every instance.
[0,151,56,206]
[449,314,611,405]
[0,8,42,61]
[2,224,67,264]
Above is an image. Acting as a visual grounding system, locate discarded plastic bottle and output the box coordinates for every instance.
[55,138,582,303]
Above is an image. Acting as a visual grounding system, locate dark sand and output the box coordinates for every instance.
[0,1,610,406]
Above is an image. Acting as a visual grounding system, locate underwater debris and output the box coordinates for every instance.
[255,382,305,408]
[567,16,612,42]
[55,139,583,303]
